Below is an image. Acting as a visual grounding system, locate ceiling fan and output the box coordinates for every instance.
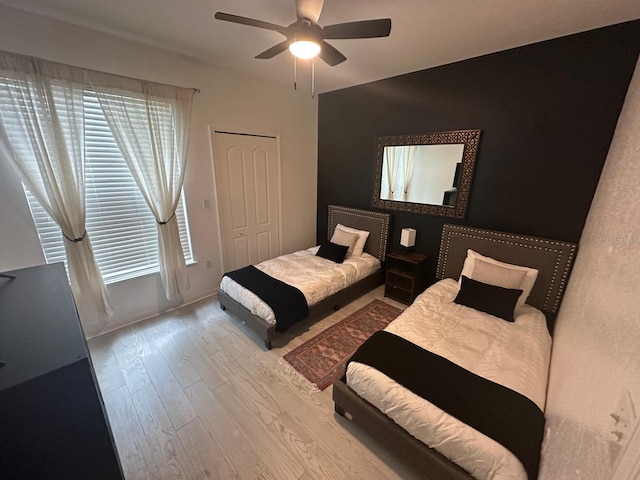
[214,0,392,67]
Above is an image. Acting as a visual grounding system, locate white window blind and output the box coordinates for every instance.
[18,90,194,284]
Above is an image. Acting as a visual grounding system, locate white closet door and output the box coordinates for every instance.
[212,131,280,271]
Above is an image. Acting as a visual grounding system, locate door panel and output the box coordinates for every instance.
[253,149,270,226]
[256,231,272,264]
[226,147,249,229]
[232,235,250,268]
[213,132,280,272]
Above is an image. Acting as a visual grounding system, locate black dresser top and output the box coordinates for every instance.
[0,263,87,390]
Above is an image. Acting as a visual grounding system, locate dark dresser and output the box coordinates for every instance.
[0,263,123,479]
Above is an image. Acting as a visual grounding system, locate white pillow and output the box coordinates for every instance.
[460,249,538,309]
[335,224,370,258]
[330,228,360,258]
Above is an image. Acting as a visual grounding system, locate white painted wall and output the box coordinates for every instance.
[0,6,318,337]
[540,56,640,479]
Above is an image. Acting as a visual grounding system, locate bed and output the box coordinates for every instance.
[218,205,391,350]
[333,224,577,480]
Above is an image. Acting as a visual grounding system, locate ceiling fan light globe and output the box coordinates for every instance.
[289,40,321,59]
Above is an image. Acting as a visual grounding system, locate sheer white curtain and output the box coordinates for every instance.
[382,146,416,201]
[0,51,112,319]
[402,145,417,200]
[384,146,400,199]
[87,71,194,298]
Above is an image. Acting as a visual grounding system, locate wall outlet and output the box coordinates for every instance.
[609,390,638,466]
[205,259,213,269]
[202,198,210,210]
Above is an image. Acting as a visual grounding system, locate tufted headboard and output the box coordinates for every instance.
[327,205,391,262]
[437,224,577,319]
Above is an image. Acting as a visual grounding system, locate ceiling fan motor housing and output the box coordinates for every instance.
[289,19,323,45]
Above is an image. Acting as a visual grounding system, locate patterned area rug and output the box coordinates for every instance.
[282,299,402,391]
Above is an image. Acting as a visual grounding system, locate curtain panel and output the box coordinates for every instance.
[87,71,194,298]
[384,146,399,198]
[0,50,112,319]
[402,145,417,200]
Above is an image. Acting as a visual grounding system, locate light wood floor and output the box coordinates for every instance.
[88,286,424,480]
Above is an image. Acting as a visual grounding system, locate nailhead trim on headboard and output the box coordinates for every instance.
[328,206,390,262]
[437,224,576,313]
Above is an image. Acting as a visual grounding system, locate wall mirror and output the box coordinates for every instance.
[372,129,481,218]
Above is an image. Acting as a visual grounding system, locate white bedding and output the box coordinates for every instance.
[219,246,381,325]
[346,278,552,480]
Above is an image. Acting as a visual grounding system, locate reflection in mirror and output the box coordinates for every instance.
[372,130,481,219]
[380,144,464,206]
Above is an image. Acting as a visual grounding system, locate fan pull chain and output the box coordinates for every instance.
[311,57,315,98]
[294,56,297,90]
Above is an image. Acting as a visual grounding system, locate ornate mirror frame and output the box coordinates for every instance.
[371,129,481,218]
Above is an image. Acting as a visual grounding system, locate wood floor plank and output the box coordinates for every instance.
[88,334,126,394]
[256,469,278,480]
[121,323,156,359]
[177,418,238,480]
[211,381,306,480]
[157,330,202,389]
[174,330,227,391]
[119,351,152,394]
[184,380,268,479]
[192,323,229,356]
[131,384,200,480]
[101,385,156,480]
[142,352,198,430]
[112,325,153,394]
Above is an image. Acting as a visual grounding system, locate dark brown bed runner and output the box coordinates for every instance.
[346,331,544,479]
[223,265,309,332]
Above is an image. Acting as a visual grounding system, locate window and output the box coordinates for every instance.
[22,91,194,284]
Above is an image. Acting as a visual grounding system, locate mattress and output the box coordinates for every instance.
[219,246,381,325]
[346,278,551,480]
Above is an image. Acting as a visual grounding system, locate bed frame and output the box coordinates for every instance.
[218,205,391,350]
[333,224,577,479]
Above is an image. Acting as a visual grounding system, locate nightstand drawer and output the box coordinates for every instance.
[384,284,413,304]
[386,269,414,291]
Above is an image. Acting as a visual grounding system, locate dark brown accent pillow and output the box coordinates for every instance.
[454,275,523,322]
[316,241,349,264]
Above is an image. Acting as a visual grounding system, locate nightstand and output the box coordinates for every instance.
[384,251,428,305]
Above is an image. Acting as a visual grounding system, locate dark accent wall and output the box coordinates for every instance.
[317,21,640,283]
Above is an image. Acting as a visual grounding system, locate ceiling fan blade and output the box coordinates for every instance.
[255,41,290,59]
[322,19,392,39]
[214,12,287,35]
[319,41,346,66]
[295,0,324,23]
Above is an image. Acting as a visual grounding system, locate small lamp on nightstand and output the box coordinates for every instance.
[400,228,416,251]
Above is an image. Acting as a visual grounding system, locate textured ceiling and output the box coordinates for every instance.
[1,0,639,93]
